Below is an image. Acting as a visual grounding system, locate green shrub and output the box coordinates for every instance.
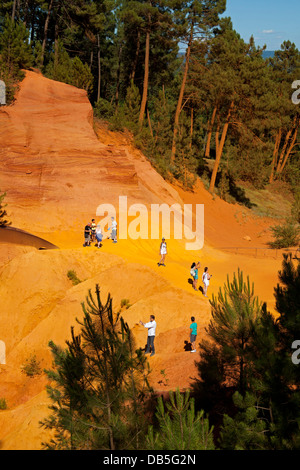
[0,398,7,410]
[21,354,42,377]
[268,219,300,249]
[67,270,82,285]
[120,298,131,309]
[94,98,114,119]
[45,43,93,95]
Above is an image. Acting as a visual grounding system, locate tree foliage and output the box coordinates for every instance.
[40,284,152,450]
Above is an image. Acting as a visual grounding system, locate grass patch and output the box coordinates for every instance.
[237,183,293,219]
[67,270,82,285]
[120,298,131,309]
[0,398,7,410]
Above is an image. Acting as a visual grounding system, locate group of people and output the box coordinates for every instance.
[83,225,212,298]
[83,223,204,357]
[139,314,198,357]
[190,262,212,297]
[156,239,212,297]
[83,217,117,247]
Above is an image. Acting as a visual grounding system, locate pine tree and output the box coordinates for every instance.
[191,268,263,424]
[268,41,300,183]
[170,0,226,162]
[146,388,215,450]
[0,14,32,74]
[219,391,268,450]
[40,284,152,450]
[242,255,300,449]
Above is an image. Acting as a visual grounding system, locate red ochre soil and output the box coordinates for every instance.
[0,71,284,449]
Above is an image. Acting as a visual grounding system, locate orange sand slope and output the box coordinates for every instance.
[0,71,284,450]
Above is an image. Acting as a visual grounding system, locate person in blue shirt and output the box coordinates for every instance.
[191,261,201,291]
[190,316,197,353]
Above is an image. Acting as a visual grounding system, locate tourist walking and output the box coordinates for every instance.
[202,267,212,297]
[140,315,156,356]
[190,262,201,291]
[158,237,167,266]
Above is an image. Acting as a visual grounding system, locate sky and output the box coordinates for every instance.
[223,0,300,51]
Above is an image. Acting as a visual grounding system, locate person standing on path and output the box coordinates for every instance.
[190,316,197,353]
[95,224,103,248]
[83,222,91,247]
[140,315,156,356]
[91,219,97,242]
[108,217,117,243]
[158,238,167,267]
[202,267,212,297]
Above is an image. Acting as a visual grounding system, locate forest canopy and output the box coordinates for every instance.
[0,0,299,199]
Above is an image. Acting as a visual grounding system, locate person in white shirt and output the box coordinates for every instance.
[202,267,212,297]
[95,224,103,248]
[108,217,117,243]
[140,315,156,356]
[158,237,167,267]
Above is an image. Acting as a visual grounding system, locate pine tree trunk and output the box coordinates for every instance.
[171,23,194,162]
[189,108,194,149]
[209,101,234,194]
[147,109,153,137]
[215,120,220,157]
[277,123,299,174]
[30,6,35,42]
[23,0,29,26]
[138,18,150,127]
[130,29,140,82]
[97,34,101,102]
[205,106,217,158]
[269,129,282,183]
[40,0,54,67]
[115,43,123,109]
[54,21,59,77]
[11,0,16,21]
[275,116,297,174]
[95,286,115,451]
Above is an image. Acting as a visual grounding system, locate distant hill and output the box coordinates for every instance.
[263,51,275,59]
